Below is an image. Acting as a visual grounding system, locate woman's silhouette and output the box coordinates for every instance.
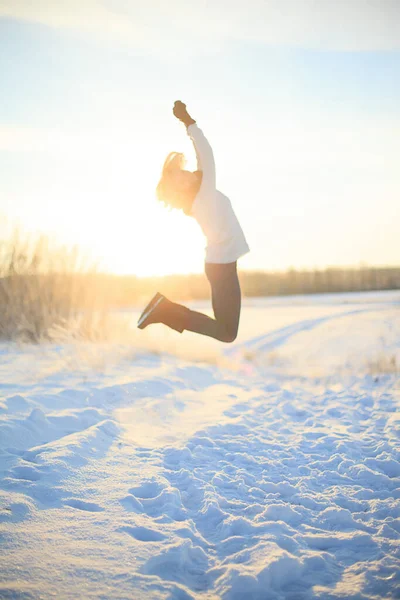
[138,101,249,342]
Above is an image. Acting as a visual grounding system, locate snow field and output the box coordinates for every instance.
[0,291,399,599]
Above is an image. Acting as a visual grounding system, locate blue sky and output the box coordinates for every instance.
[1,1,399,275]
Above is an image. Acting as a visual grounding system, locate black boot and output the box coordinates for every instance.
[137,293,165,329]
[138,294,190,333]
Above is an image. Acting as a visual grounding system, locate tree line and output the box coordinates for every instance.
[106,265,400,306]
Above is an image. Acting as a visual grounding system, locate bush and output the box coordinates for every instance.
[0,225,107,342]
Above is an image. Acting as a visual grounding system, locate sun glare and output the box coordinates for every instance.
[100,202,205,277]
[84,182,205,277]
[99,141,204,277]
[15,127,206,278]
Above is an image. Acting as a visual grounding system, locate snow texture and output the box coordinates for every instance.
[0,291,399,599]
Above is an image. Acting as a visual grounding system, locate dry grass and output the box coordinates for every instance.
[0,224,110,343]
[367,353,399,375]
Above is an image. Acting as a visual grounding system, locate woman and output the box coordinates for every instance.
[138,101,249,343]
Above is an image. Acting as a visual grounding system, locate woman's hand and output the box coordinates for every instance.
[173,100,188,120]
[173,101,196,126]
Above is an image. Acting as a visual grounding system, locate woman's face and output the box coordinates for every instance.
[175,170,198,194]
[170,170,201,209]
[159,169,202,213]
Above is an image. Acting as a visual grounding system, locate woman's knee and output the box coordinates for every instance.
[218,324,238,343]
[224,331,238,343]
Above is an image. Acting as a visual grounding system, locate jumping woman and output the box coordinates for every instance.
[137,101,250,343]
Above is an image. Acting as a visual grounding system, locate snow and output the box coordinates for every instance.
[0,290,399,599]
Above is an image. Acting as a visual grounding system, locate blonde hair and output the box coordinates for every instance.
[156,152,188,211]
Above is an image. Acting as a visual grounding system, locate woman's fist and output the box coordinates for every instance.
[173,100,189,121]
[173,101,196,127]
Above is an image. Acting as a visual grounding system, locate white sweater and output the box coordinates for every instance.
[188,124,250,264]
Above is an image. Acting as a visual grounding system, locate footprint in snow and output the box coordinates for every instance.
[124,481,186,521]
[10,465,41,481]
[120,525,166,542]
[0,502,31,523]
[129,481,163,499]
[64,499,104,512]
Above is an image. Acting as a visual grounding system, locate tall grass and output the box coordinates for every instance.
[0,225,108,342]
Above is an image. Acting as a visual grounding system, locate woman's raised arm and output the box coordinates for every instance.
[173,101,216,192]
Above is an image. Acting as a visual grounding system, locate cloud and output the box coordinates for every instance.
[0,0,152,47]
[1,0,400,52]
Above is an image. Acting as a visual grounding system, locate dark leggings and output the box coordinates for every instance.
[165,262,241,343]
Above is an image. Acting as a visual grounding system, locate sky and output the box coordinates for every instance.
[1,0,399,276]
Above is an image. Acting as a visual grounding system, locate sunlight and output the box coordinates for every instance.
[90,132,205,276]
[6,125,206,277]
[99,201,205,277]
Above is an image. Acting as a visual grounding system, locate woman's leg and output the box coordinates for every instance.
[207,262,241,341]
[169,262,241,342]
